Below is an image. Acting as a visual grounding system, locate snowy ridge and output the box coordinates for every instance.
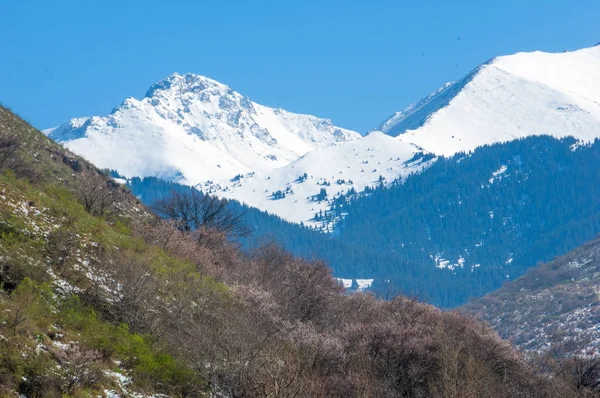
[376,45,600,156]
[203,132,431,226]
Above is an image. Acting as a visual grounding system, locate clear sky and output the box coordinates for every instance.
[1,0,598,133]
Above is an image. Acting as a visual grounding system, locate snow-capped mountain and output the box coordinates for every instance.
[47,73,426,227]
[47,73,361,183]
[48,45,600,227]
[375,45,600,156]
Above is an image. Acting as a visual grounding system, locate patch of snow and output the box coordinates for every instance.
[436,254,466,271]
[493,165,508,176]
[336,278,353,289]
[489,165,508,185]
[355,279,374,291]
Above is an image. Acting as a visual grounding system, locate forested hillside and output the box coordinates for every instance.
[5,104,595,396]
[128,136,600,308]
[334,136,600,306]
[127,176,466,302]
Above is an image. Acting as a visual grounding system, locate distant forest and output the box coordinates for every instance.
[126,135,600,308]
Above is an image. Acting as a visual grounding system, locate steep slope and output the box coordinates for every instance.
[0,105,205,396]
[46,72,361,184]
[462,236,600,356]
[0,105,149,219]
[376,45,600,156]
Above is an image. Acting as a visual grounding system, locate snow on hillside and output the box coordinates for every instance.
[375,45,600,156]
[46,73,430,227]
[201,132,432,227]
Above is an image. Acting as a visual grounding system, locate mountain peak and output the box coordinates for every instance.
[47,72,361,197]
[145,72,230,99]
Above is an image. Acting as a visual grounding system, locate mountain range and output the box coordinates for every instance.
[45,72,431,228]
[47,45,600,229]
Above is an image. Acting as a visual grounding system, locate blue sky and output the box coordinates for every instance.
[1,0,598,133]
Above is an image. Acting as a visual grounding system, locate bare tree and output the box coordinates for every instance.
[86,249,158,332]
[566,357,600,392]
[539,346,600,393]
[53,345,103,395]
[77,174,119,218]
[154,189,251,240]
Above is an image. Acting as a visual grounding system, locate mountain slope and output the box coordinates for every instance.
[376,45,600,156]
[462,236,600,356]
[121,135,600,309]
